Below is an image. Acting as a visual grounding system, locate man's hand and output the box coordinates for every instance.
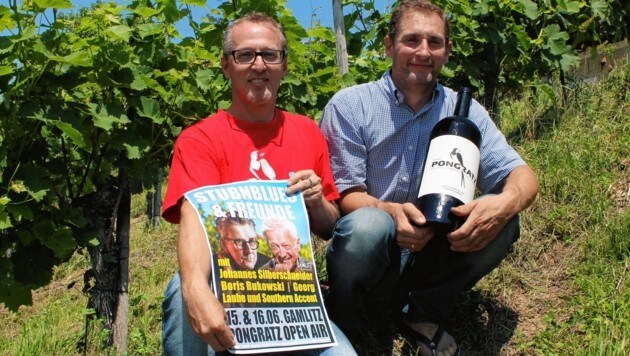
[447,195,512,252]
[286,170,323,208]
[390,202,435,252]
[183,282,235,351]
[337,190,435,251]
[285,169,339,238]
[447,165,538,252]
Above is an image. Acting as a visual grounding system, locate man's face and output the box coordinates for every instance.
[222,223,258,270]
[385,10,451,90]
[265,229,300,272]
[221,21,287,107]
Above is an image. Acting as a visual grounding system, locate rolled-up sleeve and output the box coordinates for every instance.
[320,93,368,194]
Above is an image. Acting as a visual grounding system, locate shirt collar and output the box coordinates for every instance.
[381,69,443,112]
[223,109,284,147]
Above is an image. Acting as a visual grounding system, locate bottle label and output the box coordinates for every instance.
[418,135,480,203]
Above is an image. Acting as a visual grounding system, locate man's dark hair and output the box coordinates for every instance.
[389,0,450,43]
[215,213,256,239]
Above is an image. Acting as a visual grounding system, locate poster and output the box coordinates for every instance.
[184,180,338,354]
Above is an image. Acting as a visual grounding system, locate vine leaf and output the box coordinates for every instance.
[32,0,72,10]
[54,121,86,148]
[138,97,164,124]
[544,24,571,56]
[0,6,15,32]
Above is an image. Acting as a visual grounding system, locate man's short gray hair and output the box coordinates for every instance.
[261,218,299,244]
[222,12,288,54]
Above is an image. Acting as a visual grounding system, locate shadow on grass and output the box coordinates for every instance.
[348,289,518,355]
[447,290,518,355]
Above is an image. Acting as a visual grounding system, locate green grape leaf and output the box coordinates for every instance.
[32,0,72,10]
[0,211,11,229]
[0,6,15,31]
[123,143,142,159]
[34,222,76,260]
[138,97,164,124]
[544,25,570,55]
[54,121,86,148]
[516,0,539,20]
[106,25,132,42]
[557,0,582,14]
[181,0,206,5]
[0,275,33,311]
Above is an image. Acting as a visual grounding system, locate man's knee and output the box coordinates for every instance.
[163,273,183,311]
[332,207,396,247]
[470,215,520,274]
[327,207,398,279]
[502,214,520,245]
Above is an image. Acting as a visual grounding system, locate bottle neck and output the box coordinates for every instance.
[454,87,473,117]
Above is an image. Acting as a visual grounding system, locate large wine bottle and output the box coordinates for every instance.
[416,87,481,232]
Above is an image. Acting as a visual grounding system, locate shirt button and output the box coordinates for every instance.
[402,176,409,182]
[408,145,414,151]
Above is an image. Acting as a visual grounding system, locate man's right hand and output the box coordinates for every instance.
[338,190,435,252]
[183,283,235,351]
[387,202,435,252]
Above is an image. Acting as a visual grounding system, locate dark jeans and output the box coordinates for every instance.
[325,206,520,333]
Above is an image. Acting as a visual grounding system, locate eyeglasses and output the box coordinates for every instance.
[225,238,259,250]
[230,49,286,64]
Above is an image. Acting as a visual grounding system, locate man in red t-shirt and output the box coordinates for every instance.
[161,12,355,356]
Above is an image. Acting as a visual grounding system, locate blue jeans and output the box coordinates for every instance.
[162,273,357,356]
[325,206,520,332]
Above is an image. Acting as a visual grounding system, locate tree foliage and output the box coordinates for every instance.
[0,0,219,311]
[431,0,628,110]
[0,0,626,316]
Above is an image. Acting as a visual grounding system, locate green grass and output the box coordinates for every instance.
[0,60,628,355]
[0,211,179,355]
[492,60,629,354]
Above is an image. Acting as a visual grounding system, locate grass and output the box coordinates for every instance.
[0,60,628,355]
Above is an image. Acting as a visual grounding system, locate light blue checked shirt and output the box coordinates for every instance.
[319,70,526,203]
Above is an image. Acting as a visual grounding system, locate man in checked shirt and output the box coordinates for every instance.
[319,1,539,354]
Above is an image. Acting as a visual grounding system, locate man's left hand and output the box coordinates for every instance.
[447,195,514,252]
[286,170,323,208]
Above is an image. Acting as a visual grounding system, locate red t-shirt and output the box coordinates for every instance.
[162,109,340,223]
